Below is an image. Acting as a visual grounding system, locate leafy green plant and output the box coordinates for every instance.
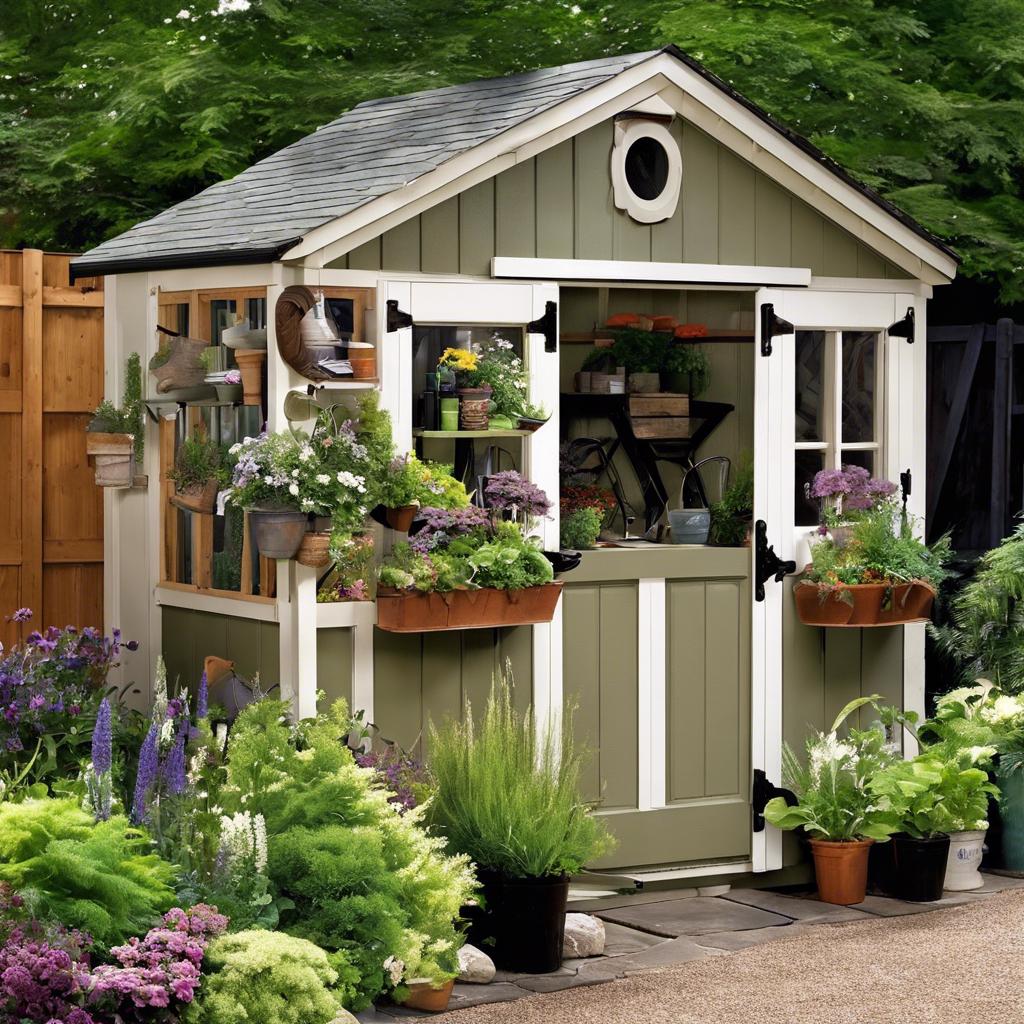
[0,798,176,950]
[465,338,527,418]
[521,402,549,421]
[168,429,229,492]
[764,696,902,842]
[560,506,602,550]
[663,343,711,396]
[198,346,220,373]
[89,352,144,461]
[930,522,1024,694]
[186,930,353,1024]
[709,456,753,546]
[428,673,613,878]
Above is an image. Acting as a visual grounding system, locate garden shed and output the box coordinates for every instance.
[72,45,957,883]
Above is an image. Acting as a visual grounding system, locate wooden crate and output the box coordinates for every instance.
[628,392,690,417]
[631,416,694,439]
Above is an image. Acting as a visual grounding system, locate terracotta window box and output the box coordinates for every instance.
[794,580,936,628]
[376,583,563,633]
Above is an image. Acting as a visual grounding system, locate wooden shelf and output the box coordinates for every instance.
[560,329,754,344]
[413,429,532,438]
[310,378,380,390]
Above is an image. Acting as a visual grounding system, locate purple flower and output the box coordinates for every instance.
[409,505,490,553]
[91,698,112,776]
[161,718,188,797]
[196,671,208,720]
[483,470,552,518]
[10,607,32,623]
[131,722,160,824]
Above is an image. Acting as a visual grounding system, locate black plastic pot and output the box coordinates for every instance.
[471,870,569,973]
[890,833,950,902]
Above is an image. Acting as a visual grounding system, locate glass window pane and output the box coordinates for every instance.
[842,331,877,443]
[795,450,825,526]
[840,449,874,475]
[795,331,826,442]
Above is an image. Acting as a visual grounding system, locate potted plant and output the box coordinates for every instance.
[168,430,229,514]
[662,343,711,396]
[604,328,665,393]
[214,369,243,403]
[559,484,615,551]
[466,336,529,422]
[428,675,613,974]
[808,465,897,547]
[316,530,375,600]
[376,472,562,631]
[518,402,549,433]
[439,347,491,429]
[149,328,211,395]
[709,457,753,546]
[86,353,143,488]
[228,411,368,560]
[377,453,429,532]
[764,696,901,905]
[794,480,951,627]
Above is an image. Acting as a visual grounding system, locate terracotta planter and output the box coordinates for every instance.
[794,581,855,626]
[385,504,419,532]
[170,477,220,514]
[795,580,935,627]
[458,387,492,430]
[809,838,873,905]
[296,531,332,568]
[233,349,266,407]
[86,432,135,488]
[349,354,377,380]
[248,509,308,559]
[399,979,455,1013]
[376,583,563,633]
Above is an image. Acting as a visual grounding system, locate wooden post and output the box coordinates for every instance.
[991,318,1013,547]
[20,250,43,631]
[240,511,254,595]
[191,512,214,589]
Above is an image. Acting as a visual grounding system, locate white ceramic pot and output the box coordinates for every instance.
[944,829,986,891]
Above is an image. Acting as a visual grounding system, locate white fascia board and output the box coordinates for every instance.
[284,51,954,283]
[146,264,279,291]
[493,256,810,287]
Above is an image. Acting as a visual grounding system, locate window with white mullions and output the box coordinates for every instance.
[793,329,884,526]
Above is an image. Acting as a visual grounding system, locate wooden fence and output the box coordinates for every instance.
[0,250,104,647]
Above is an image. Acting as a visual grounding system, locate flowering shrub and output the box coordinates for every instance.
[463,337,527,418]
[484,470,552,521]
[809,465,897,524]
[317,531,374,603]
[0,610,137,794]
[355,746,431,812]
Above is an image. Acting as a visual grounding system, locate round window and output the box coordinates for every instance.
[624,136,670,201]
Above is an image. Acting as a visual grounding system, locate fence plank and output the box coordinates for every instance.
[20,250,43,630]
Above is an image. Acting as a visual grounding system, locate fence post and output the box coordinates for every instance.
[991,318,1014,547]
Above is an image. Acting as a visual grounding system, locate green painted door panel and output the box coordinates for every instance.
[317,628,354,709]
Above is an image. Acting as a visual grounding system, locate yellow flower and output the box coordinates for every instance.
[439,347,478,372]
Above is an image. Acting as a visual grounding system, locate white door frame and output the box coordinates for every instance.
[752,284,925,871]
[378,277,562,730]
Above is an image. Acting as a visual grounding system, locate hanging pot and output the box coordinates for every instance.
[86,432,135,488]
[248,509,308,559]
[998,767,1024,871]
[171,477,220,515]
[149,331,210,394]
[296,531,332,568]
[944,829,987,891]
[808,838,873,906]
[385,504,419,532]
[471,870,569,973]
[889,833,950,902]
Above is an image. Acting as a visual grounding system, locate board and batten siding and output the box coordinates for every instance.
[331,119,909,279]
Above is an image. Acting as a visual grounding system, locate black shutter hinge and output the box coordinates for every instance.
[760,302,794,357]
[752,768,798,832]
[888,306,915,344]
[754,519,796,602]
[528,300,558,353]
[386,299,413,332]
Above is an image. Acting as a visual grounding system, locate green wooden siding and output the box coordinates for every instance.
[371,625,533,754]
[317,628,354,709]
[329,117,908,279]
[161,607,280,692]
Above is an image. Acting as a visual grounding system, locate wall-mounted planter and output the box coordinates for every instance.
[248,509,308,559]
[296,530,332,568]
[794,579,935,627]
[86,432,135,488]
[384,504,419,532]
[376,582,563,632]
[170,477,220,514]
[149,331,209,394]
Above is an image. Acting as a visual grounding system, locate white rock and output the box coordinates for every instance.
[328,1012,359,1024]
[562,913,606,958]
[457,943,496,984]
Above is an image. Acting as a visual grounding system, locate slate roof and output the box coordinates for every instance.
[71,46,956,279]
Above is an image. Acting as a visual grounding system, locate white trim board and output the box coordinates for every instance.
[282,52,955,283]
[492,257,810,287]
[155,585,279,623]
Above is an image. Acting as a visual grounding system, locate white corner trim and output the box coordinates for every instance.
[315,601,378,629]
[492,257,811,287]
[636,578,667,812]
[154,585,279,622]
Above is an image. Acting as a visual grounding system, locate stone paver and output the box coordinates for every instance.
[597,895,791,937]
[693,923,812,951]
[722,888,873,923]
[601,920,668,957]
[853,891,987,916]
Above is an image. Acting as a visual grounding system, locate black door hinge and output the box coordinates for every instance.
[386,299,413,332]
[752,768,798,832]
[760,302,794,357]
[527,300,558,353]
[754,519,796,602]
[888,306,915,344]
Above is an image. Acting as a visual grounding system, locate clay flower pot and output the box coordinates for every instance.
[385,504,419,532]
[234,349,266,407]
[794,581,855,626]
[399,979,455,1013]
[808,837,874,905]
[170,477,220,514]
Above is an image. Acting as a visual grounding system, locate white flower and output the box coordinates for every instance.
[383,955,405,987]
[292,468,300,478]
[288,482,299,496]
[298,445,314,462]
[980,695,1024,724]
[966,745,997,764]
[229,442,242,455]
[808,731,857,783]
[264,475,274,485]
[316,473,331,484]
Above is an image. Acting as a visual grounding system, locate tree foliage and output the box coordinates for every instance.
[4,1,1024,296]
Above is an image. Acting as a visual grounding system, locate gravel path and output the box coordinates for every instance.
[438,891,1024,1024]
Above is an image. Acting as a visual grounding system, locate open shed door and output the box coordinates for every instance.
[378,278,561,723]
[753,286,925,871]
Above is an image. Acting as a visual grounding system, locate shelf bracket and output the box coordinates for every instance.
[759,303,794,358]
[386,299,413,332]
[527,300,558,353]
[888,306,915,344]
